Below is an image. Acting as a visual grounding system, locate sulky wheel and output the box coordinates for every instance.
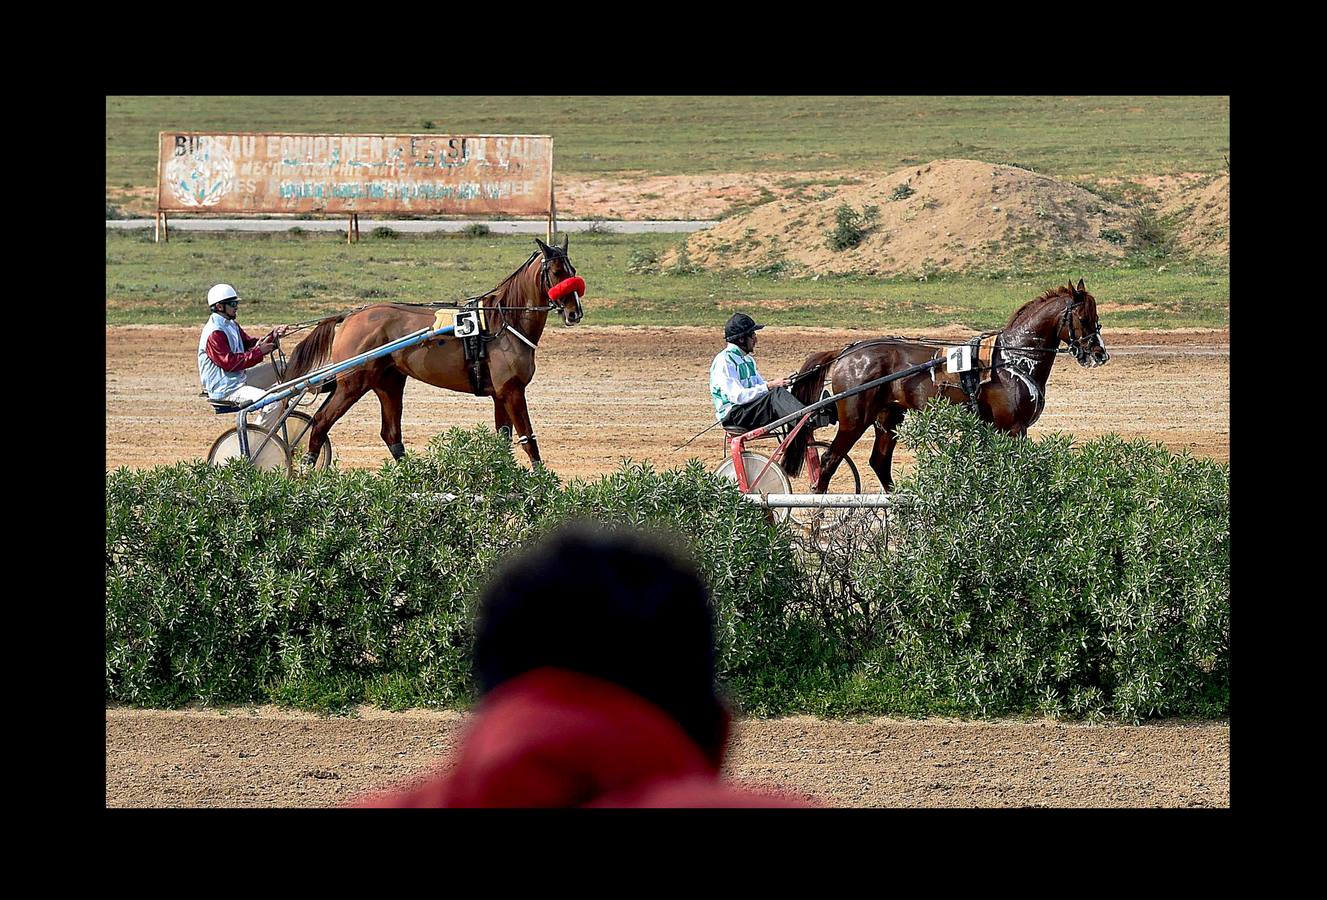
[277,411,332,469]
[808,439,862,492]
[714,450,793,524]
[788,440,865,535]
[207,427,291,473]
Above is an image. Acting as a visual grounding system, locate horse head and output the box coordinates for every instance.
[1060,278,1109,368]
[535,236,584,326]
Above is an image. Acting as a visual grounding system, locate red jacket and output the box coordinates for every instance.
[353,668,812,808]
[205,325,269,372]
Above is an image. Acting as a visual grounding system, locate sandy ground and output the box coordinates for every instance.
[106,325,1229,479]
[104,706,1229,808]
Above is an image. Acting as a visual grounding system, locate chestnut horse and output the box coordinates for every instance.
[283,237,583,467]
[786,279,1109,492]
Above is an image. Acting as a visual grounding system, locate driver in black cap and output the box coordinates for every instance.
[708,313,809,431]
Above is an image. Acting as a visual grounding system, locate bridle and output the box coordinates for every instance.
[537,246,576,293]
[482,246,581,349]
[497,247,577,311]
[277,245,579,344]
[1059,296,1102,362]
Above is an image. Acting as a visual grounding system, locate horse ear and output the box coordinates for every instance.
[561,233,569,251]
[1076,277,1086,293]
[534,238,549,254]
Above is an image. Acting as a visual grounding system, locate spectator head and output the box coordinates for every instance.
[473,522,728,766]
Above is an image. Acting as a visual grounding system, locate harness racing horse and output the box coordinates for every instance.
[282,237,584,468]
[785,279,1109,492]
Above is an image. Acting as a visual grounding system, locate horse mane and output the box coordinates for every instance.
[1006,283,1075,329]
[470,242,569,312]
[481,251,541,303]
[482,243,571,310]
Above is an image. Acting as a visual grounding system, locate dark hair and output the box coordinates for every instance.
[473,522,727,761]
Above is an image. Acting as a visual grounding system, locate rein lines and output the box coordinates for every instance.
[279,299,558,337]
[829,333,1072,362]
[279,250,559,337]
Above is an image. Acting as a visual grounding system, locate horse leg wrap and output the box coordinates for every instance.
[515,432,537,446]
[388,442,406,461]
[301,452,319,469]
[497,425,513,443]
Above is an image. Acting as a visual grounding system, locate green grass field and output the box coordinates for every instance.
[105,229,1229,330]
[107,96,1230,192]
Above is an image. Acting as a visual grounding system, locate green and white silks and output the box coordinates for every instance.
[709,342,769,423]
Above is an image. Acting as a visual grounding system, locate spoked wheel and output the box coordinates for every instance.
[714,450,793,524]
[809,440,861,492]
[207,426,291,473]
[277,411,333,469]
[788,439,865,536]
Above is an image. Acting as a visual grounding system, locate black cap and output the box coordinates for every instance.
[724,313,764,343]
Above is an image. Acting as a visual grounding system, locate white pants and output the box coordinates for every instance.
[224,384,284,428]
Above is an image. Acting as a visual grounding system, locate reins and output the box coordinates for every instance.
[275,250,561,340]
[673,420,722,452]
[817,293,1091,370]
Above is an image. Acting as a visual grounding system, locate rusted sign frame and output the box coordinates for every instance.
[155,132,557,244]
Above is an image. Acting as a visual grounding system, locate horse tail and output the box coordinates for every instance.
[283,314,344,382]
[783,349,839,479]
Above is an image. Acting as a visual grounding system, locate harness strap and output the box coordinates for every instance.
[1004,362,1044,422]
[505,323,538,350]
[469,355,487,396]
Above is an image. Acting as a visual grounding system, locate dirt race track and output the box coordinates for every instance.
[105,324,1229,807]
[106,325,1229,477]
[105,707,1229,808]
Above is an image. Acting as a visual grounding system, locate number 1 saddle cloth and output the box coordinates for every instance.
[931,333,1000,391]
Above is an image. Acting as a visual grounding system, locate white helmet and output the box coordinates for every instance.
[207,283,239,308]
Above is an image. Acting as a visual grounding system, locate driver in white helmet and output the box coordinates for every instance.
[197,283,292,426]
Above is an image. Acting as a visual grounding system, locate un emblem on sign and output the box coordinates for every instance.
[165,139,236,207]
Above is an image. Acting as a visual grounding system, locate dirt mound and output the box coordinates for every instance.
[1162,173,1229,261]
[668,159,1132,278]
[557,171,865,221]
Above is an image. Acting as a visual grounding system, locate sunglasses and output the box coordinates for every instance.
[222,300,239,308]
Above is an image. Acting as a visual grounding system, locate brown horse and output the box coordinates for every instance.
[282,237,583,467]
[786,279,1109,492]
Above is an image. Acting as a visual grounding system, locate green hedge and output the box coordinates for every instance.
[834,403,1230,721]
[106,428,822,712]
[106,412,1229,721]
